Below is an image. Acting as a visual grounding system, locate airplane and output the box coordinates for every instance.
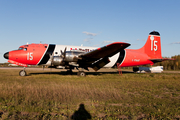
[4,31,167,76]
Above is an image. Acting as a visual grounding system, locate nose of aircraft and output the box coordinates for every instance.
[4,52,9,59]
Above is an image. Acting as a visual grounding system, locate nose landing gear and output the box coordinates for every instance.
[19,67,26,76]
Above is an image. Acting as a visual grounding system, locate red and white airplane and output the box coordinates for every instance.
[4,31,166,76]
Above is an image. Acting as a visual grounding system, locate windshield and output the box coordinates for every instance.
[18,47,24,50]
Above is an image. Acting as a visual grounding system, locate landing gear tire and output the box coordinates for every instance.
[19,70,26,76]
[77,71,86,77]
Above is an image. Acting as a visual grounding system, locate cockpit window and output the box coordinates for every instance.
[24,48,27,51]
[18,47,23,50]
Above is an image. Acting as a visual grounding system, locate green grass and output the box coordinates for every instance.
[0,69,180,119]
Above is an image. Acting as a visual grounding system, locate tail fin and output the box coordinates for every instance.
[138,31,162,59]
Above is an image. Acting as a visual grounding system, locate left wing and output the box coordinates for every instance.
[79,42,130,71]
[81,42,130,59]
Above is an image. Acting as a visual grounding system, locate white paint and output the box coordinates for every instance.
[46,44,121,68]
[104,52,120,67]
[27,52,33,60]
[154,41,158,51]
[150,35,154,51]
[150,35,158,51]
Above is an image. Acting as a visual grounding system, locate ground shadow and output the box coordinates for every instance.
[28,70,133,76]
[71,104,91,120]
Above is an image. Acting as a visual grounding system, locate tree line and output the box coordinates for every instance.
[154,55,180,70]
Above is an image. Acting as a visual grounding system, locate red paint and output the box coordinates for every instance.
[120,34,162,67]
[106,42,127,47]
[97,48,101,50]
[120,49,154,67]
[8,44,48,66]
[137,35,161,58]
[8,60,27,67]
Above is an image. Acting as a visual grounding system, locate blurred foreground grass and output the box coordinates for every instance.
[0,69,180,119]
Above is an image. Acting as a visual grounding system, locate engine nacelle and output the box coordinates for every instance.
[52,56,64,66]
[52,51,84,66]
[65,51,82,62]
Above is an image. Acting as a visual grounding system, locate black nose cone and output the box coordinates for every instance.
[4,52,9,59]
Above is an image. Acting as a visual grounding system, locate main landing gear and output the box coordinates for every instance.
[66,67,86,76]
[19,67,27,76]
[77,71,86,77]
[66,69,86,77]
[77,68,86,77]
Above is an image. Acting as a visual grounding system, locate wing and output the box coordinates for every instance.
[79,42,130,71]
[81,42,130,59]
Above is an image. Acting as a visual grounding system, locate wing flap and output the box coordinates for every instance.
[91,57,110,71]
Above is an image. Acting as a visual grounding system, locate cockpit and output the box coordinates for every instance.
[18,47,27,51]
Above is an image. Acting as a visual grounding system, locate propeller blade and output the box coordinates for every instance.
[60,50,63,56]
[63,47,67,59]
[60,47,67,59]
[49,52,54,66]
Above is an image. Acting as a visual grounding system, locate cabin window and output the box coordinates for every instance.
[24,48,27,51]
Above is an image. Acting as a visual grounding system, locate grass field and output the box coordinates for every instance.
[0,68,180,119]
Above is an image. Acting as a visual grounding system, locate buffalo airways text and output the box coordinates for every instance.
[70,48,94,52]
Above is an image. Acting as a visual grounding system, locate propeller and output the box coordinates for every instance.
[49,47,67,66]
[49,52,54,66]
[60,47,67,60]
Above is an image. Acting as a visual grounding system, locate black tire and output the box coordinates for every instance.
[77,71,86,77]
[133,67,139,73]
[19,70,26,76]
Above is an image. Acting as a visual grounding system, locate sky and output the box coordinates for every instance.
[0,0,180,63]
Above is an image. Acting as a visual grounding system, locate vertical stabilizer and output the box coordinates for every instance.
[138,31,162,59]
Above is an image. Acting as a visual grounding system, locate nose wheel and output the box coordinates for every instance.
[19,67,27,76]
[19,70,27,76]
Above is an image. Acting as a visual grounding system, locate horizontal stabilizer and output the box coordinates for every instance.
[149,58,174,63]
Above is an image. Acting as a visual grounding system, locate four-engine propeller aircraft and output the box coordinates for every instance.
[4,31,167,76]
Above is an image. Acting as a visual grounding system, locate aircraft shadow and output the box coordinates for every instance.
[71,104,91,120]
[28,70,133,76]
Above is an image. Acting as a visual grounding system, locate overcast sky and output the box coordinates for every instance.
[0,0,180,63]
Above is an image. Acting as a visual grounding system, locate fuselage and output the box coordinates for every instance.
[3,31,164,77]
[4,43,154,68]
